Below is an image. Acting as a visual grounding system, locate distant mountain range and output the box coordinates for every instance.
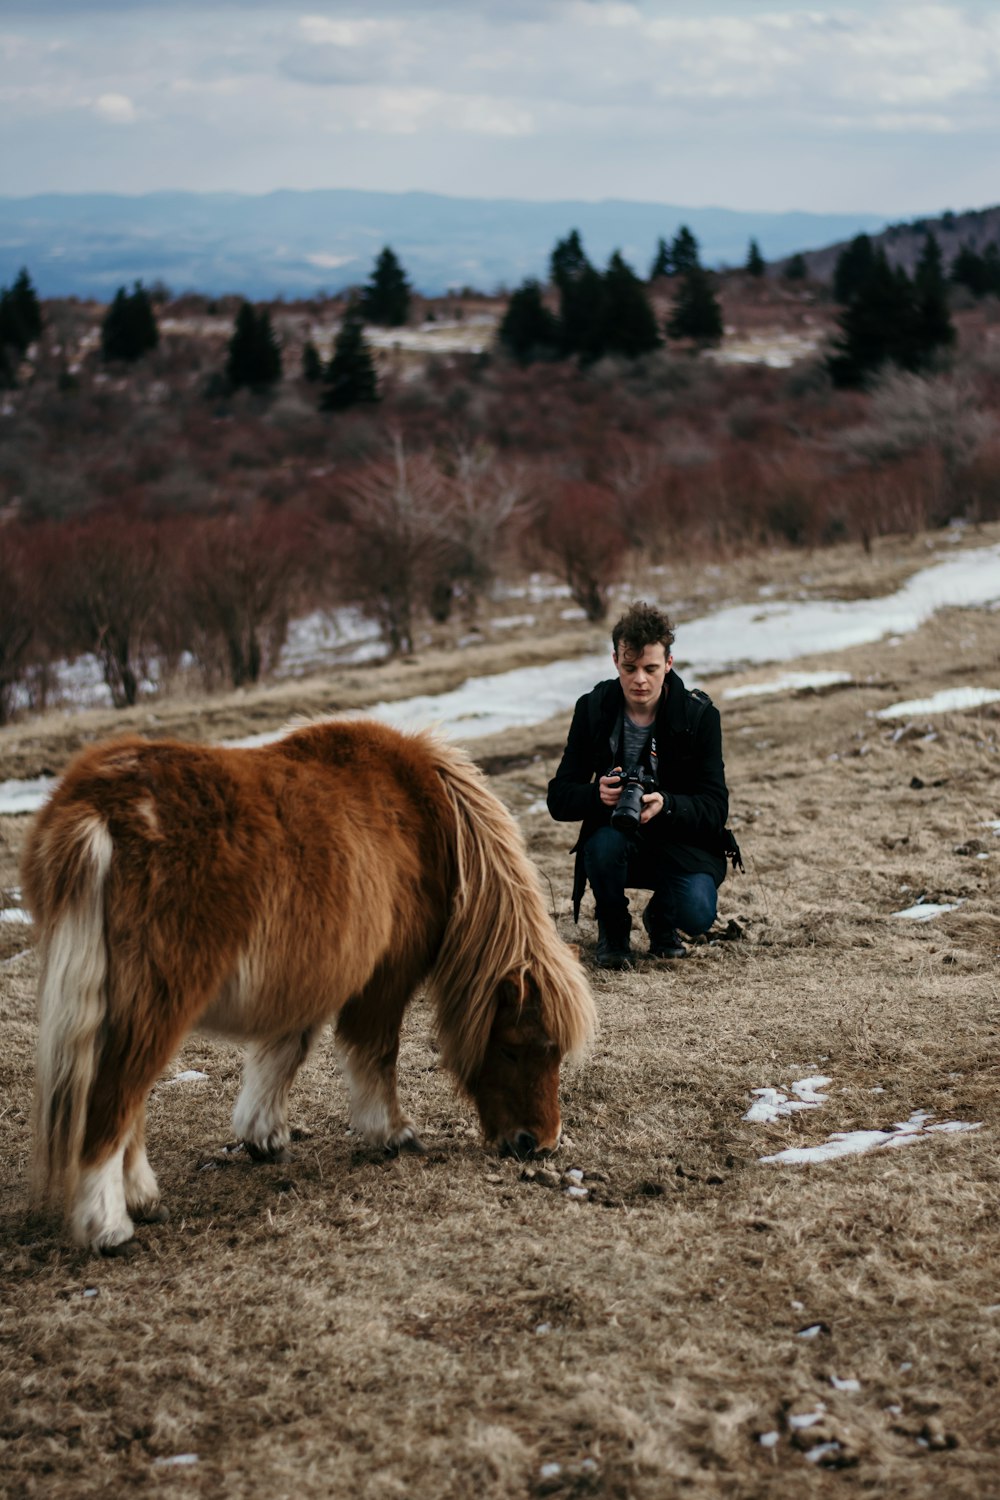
[0,189,891,300]
[782,203,1000,281]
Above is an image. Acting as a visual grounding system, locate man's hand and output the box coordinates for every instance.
[598,769,624,807]
[639,791,665,824]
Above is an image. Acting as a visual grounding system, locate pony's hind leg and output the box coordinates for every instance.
[123,1103,167,1224]
[74,1065,158,1253]
[335,981,422,1153]
[233,1028,319,1162]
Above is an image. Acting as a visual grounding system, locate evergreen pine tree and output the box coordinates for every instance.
[983,244,1000,296]
[301,339,323,382]
[550,229,590,290]
[100,282,159,361]
[784,253,808,281]
[0,290,28,365]
[497,280,560,363]
[321,300,379,410]
[226,303,282,390]
[746,239,765,278]
[669,225,700,275]
[666,265,723,346]
[649,237,672,279]
[833,234,874,303]
[361,246,411,327]
[547,231,604,358]
[827,249,918,387]
[559,262,605,360]
[913,232,955,360]
[597,251,661,358]
[951,242,1000,297]
[10,268,42,344]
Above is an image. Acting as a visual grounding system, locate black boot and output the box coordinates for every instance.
[596,917,632,970]
[642,906,687,959]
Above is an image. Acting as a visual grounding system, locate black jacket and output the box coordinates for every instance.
[546,669,729,918]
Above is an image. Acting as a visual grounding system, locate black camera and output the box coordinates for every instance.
[606,766,658,836]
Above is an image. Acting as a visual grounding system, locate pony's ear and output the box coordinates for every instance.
[496,974,525,1013]
[496,972,542,1018]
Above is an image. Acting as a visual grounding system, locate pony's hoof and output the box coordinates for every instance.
[384,1125,426,1156]
[244,1141,292,1164]
[133,1202,169,1225]
[99,1237,139,1259]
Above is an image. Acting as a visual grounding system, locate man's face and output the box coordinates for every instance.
[613,640,672,718]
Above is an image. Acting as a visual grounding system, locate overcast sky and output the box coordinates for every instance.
[2,2,998,215]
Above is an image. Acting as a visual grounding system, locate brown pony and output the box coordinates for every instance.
[23,718,595,1253]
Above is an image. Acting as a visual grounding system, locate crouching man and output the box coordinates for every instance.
[547,600,733,968]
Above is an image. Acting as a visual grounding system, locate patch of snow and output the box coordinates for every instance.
[830,1376,861,1392]
[788,1407,826,1428]
[276,607,386,674]
[891,901,963,921]
[744,1076,831,1122]
[162,1070,209,1085]
[725,671,851,700]
[0,908,31,924]
[490,613,537,630]
[759,1431,780,1448]
[0,776,55,815]
[876,686,1000,719]
[761,1109,981,1165]
[805,1442,842,1464]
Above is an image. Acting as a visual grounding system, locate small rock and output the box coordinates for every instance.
[564,1185,589,1200]
[921,1417,957,1450]
[532,1168,562,1189]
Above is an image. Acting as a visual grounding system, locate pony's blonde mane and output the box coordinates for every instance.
[421,737,596,1083]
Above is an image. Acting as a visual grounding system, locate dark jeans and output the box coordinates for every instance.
[582,825,718,936]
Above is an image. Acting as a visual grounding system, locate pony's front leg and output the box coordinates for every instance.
[335,976,424,1152]
[233,1029,318,1162]
[333,1030,421,1153]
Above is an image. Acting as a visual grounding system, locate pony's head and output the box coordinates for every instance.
[466,969,563,1158]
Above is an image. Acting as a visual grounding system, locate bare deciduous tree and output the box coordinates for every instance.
[534,479,625,622]
[53,513,161,708]
[182,509,307,687]
[427,442,530,623]
[335,434,456,655]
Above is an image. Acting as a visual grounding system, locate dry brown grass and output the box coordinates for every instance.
[2,531,999,1498]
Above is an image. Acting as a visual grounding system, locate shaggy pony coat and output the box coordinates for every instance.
[23,719,596,1252]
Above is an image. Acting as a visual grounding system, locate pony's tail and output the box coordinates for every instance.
[29,817,114,1214]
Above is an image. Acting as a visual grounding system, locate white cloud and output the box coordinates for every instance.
[305,251,357,269]
[3,3,1000,210]
[353,86,534,138]
[298,16,397,47]
[94,91,136,123]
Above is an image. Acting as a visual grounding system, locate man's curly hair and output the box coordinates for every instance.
[611,600,675,659]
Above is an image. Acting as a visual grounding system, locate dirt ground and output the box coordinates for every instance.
[1,529,998,1498]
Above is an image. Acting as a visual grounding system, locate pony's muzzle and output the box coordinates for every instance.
[499,1128,560,1160]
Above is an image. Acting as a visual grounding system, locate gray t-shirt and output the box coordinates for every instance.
[622,715,652,771]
